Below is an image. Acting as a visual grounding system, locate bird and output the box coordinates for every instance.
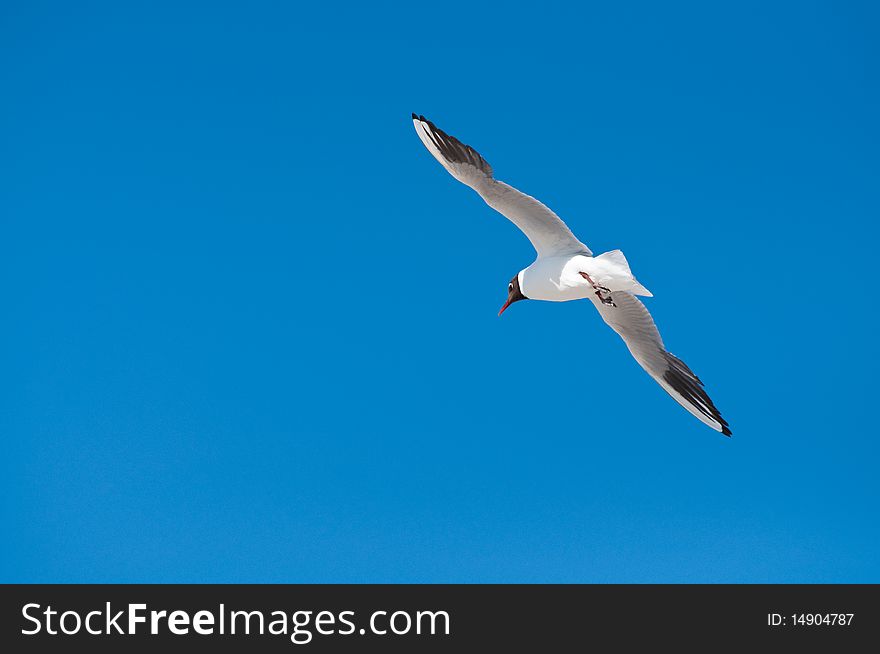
[412,113,730,435]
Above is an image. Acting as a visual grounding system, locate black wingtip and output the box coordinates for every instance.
[661,356,730,437]
[411,112,418,119]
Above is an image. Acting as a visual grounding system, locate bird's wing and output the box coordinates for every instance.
[413,114,591,257]
[591,291,731,435]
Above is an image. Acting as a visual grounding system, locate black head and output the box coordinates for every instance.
[498,273,528,316]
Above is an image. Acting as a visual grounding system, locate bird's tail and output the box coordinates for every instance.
[596,249,653,297]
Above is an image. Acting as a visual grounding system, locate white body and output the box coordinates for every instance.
[520,250,652,302]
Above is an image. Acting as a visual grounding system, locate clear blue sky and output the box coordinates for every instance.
[2,1,878,583]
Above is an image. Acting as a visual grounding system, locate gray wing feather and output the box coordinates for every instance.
[593,292,731,435]
[413,114,591,257]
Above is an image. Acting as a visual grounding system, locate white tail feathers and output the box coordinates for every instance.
[596,249,631,272]
[630,281,653,297]
[597,249,653,297]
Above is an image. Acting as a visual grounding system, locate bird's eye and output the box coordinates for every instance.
[508,283,513,292]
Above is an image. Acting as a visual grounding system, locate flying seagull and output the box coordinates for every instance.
[412,113,730,435]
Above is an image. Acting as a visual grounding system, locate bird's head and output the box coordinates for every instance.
[498,272,528,316]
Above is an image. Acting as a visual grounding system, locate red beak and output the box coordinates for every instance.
[498,298,512,317]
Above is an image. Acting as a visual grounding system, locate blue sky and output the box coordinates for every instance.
[2,1,878,582]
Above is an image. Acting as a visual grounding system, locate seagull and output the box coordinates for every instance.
[412,113,731,435]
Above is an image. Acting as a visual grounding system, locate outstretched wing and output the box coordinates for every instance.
[592,292,731,435]
[412,114,591,257]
